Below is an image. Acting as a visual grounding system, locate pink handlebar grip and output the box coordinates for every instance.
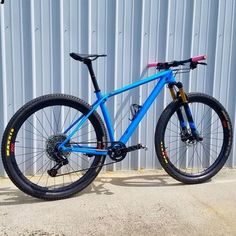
[191,55,207,62]
[147,62,158,68]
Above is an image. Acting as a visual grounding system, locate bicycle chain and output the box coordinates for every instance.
[55,160,117,177]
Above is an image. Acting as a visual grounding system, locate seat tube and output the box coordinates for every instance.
[96,91,115,142]
[85,60,115,140]
[84,59,100,92]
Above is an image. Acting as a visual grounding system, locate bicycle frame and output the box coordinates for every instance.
[58,69,176,155]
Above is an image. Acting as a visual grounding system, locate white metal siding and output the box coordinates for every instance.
[0,0,235,176]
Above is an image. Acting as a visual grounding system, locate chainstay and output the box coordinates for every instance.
[55,141,120,177]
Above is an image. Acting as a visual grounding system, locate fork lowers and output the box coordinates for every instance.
[168,82,201,140]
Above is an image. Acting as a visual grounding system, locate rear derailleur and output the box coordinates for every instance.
[47,156,68,177]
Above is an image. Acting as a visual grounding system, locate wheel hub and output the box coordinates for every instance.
[45,134,71,162]
[181,129,203,144]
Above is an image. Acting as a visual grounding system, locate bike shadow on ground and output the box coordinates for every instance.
[0,173,183,206]
[0,186,43,206]
[80,173,183,196]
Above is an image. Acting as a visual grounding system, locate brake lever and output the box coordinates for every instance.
[91,56,99,61]
[190,61,207,70]
[198,62,207,66]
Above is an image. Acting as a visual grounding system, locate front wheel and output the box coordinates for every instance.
[155,93,233,184]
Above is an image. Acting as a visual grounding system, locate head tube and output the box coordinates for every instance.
[165,70,176,84]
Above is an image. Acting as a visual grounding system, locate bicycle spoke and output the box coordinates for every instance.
[26,119,48,140]
[24,152,46,174]
[196,107,211,129]
[68,163,81,178]
[15,146,44,150]
[15,150,45,157]
[187,145,196,173]
[56,107,62,133]
[61,107,71,132]
[17,151,45,166]
[71,129,96,140]
[166,127,180,135]
[43,109,54,134]
[202,136,224,141]
[36,161,52,185]
[23,128,47,140]
[16,136,45,142]
[35,114,50,137]
[66,164,73,185]
[199,142,217,162]
[170,145,188,165]
[195,145,203,172]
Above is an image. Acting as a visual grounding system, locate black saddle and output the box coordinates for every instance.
[70,53,107,62]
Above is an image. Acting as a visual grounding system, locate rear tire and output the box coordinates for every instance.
[1,94,107,200]
[155,93,232,184]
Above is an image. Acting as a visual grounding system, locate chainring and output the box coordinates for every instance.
[107,142,127,162]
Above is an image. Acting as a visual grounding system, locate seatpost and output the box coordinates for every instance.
[84,59,100,92]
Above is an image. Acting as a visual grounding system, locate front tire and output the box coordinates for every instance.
[155,93,232,184]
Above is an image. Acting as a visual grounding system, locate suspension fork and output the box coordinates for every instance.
[168,82,199,137]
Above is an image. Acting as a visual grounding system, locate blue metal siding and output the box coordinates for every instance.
[0,0,235,175]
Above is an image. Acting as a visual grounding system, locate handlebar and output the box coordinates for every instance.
[147,54,207,70]
[191,55,207,62]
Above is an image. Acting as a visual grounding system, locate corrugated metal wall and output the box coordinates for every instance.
[0,0,235,176]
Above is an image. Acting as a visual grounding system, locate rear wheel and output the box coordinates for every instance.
[155,93,232,183]
[1,94,107,200]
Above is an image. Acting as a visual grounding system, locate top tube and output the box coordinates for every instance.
[107,69,173,98]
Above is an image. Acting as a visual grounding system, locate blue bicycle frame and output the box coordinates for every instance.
[58,69,176,156]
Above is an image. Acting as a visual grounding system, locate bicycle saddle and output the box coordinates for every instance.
[70,53,107,62]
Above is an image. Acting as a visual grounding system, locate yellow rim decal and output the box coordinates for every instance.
[6,128,14,157]
[160,141,168,163]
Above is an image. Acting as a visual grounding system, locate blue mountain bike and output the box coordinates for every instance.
[1,53,233,200]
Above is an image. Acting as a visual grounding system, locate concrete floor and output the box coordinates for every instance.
[0,169,236,236]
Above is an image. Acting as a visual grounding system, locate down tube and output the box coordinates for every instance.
[120,78,167,144]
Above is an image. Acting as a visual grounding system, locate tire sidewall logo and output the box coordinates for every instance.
[6,128,14,157]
